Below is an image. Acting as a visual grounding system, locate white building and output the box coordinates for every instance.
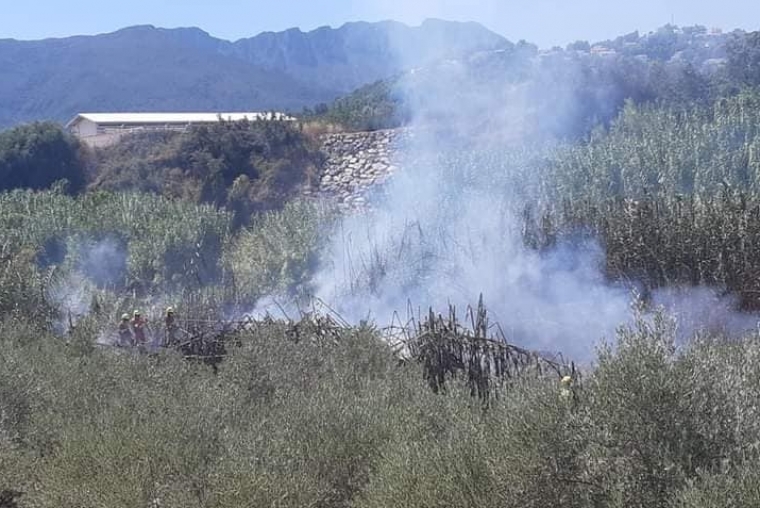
[590,45,617,57]
[66,112,296,147]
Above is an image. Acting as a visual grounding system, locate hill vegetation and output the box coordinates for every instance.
[0,122,88,193]
[536,91,760,309]
[89,119,325,228]
[309,25,754,133]
[0,118,324,229]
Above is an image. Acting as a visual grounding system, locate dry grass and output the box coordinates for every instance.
[297,119,348,139]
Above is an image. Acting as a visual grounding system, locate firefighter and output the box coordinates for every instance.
[164,306,178,346]
[131,310,147,348]
[118,313,132,346]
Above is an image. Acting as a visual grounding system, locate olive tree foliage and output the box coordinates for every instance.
[356,309,760,508]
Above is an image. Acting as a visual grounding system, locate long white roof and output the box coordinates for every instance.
[67,112,294,127]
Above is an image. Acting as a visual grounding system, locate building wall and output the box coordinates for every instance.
[70,118,98,137]
[79,133,124,148]
[69,114,296,146]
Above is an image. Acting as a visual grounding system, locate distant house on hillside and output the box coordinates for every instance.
[66,112,296,147]
[590,45,616,57]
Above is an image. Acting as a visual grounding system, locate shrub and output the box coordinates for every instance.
[91,119,324,227]
[0,122,87,194]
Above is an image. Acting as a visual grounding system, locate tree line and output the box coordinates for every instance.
[0,119,324,229]
[305,28,760,134]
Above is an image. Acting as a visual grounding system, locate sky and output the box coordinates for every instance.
[0,0,757,48]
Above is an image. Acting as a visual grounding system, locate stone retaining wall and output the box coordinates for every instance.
[313,128,410,210]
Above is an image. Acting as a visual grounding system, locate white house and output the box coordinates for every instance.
[66,112,296,147]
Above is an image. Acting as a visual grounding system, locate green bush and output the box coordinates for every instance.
[0,189,231,303]
[91,119,324,227]
[224,199,332,301]
[0,122,87,194]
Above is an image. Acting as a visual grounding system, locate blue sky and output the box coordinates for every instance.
[1,0,757,48]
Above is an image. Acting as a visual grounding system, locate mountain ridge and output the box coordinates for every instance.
[0,19,509,129]
[0,18,500,43]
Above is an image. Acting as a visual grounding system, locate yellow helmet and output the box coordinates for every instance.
[133,310,141,316]
[121,313,129,321]
[561,376,572,386]
[166,306,174,314]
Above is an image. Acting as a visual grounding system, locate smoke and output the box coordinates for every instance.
[76,237,127,288]
[243,294,301,321]
[312,137,637,361]
[47,237,128,335]
[651,286,760,345]
[310,29,759,363]
[47,271,96,333]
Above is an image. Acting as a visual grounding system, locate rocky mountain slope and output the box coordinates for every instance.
[0,19,508,129]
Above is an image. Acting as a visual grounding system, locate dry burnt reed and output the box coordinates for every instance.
[105,294,576,405]
[162,310,348,370]
[336,295,581,403]
[398,295,578,403]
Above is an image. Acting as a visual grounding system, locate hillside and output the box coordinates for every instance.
[311,24,745,133]
[7,19,760,507]
[234,19,507,94]
[0,26,329,128]
[0,19,508,129]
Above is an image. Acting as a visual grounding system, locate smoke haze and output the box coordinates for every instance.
[311,29,760,362]
[47,238,127,334]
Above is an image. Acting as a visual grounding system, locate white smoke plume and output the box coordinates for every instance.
[310,26,760,363]
[46,237,127,336]
[650,286,760,346]
[76,237,127,289]
[47,271,96,333]
[312,136,636,361]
